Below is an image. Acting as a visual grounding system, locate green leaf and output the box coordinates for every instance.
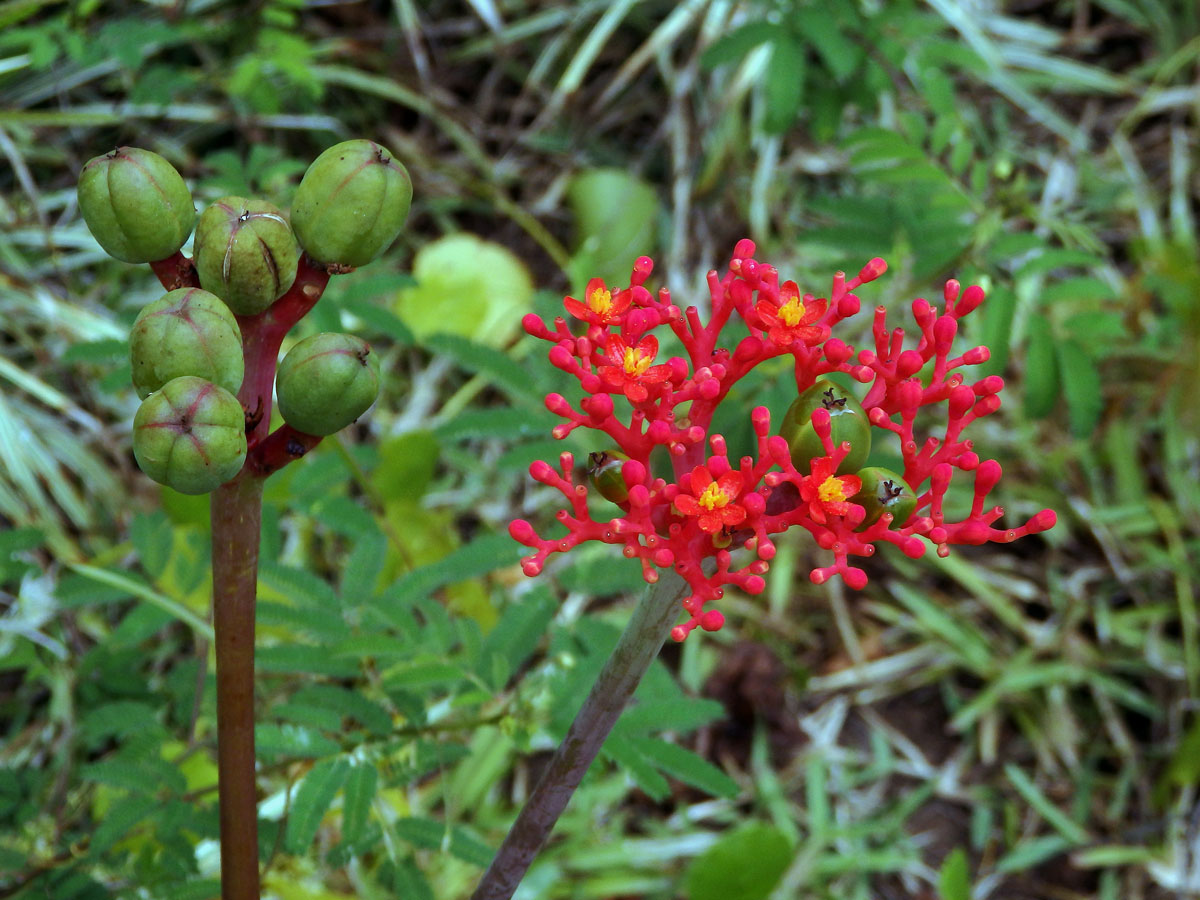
[341,295,415,345]
[763,34,805,134]
[394,234,532,348]
[478,583,556,685]
[290,684,393,737]
[383,532,523,603]
[684,822,791,900]
[1022,313,1060,420]
[258,561,340,612]
[602,738,671,801]
[791,8,861,80]
[699,21,777,69]
[938,847,970,900]
[627,737,739,798]
[1056,339,1103,437]
[425,334,541,404]
[393,817,493,867]
[615,698,726,736]
[567,168,660,285]
[130,512,173,579]
[256,644,360,678]
[341,762,377,845]
[339,532,387,603]
[89,793,158,854]
[284,757,350,854]
[255,723,342,761]
[373,430,440,503]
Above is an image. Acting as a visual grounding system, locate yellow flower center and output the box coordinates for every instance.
[698,482,731,510]
[589,286,613,314]
[622,347,652,376]
[817,476,846,504]
[778,296,805,327]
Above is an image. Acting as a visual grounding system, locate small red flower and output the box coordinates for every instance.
[799,457,862,524]
[564,277,633,326]
[674,465,747,533]
[598,334,671,402]
[756,281,828,347]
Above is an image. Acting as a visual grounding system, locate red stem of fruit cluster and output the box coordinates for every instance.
[151,251,331,900]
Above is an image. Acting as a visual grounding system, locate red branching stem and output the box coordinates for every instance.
[149,250,200,291]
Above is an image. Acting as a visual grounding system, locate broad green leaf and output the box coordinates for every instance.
[394,234,532,348]
[1022,313,1059,419]
[684,822,791,900]
[284,757,350,854]
[615,698,726,736]
[1056,339,1103,437]
[792,8,860,80]
[340,762,377,846]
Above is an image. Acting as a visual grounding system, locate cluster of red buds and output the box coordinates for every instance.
[510,240,1056,641]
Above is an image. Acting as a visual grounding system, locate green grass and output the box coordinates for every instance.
[1,1,1198,898]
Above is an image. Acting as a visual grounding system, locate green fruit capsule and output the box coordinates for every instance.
[276,333,380,435]
[290,140,412,268]
[132,376,247,495]
[779,379,871,474]
[193,196,300,314]
[77,147,195,263]
[850,467,917,529]
[130,288,244,399]
[587,450,629,504]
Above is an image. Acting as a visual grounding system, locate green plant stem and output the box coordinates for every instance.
[469,569,689,900]
[210,472,265,900]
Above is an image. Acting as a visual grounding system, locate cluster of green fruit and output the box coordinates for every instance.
[77,141,411,494]
[779,379,916,528]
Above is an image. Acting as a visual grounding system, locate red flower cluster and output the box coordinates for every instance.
[510,241,1056,641]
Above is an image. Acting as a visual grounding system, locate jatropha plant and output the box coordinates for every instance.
[78,140,411,900]
[471,241,1056,899]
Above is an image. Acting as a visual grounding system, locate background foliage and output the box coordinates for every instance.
[1,1,1198,898]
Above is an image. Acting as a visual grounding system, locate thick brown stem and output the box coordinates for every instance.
[210,474,265,900]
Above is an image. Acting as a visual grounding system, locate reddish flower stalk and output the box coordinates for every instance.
[513,240,1056,640]
[150,252,334,900]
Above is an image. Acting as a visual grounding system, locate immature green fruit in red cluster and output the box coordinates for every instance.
[77,147,195,263]
[132,376,247,495]
[289,140,412,267]
[276,333,380,435]
[851,467,917,530]
[130,288,244,399]
[192,196,300,314]
[587,450,630,504]
[780,378,871,474]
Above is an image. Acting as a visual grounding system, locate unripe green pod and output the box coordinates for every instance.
[289,140,412,267]
[193,196,300,314]
[77,147,195,263]
[587,450,629,504]
[779,379,871,474]
[132,376,247,495]
[130,288,244,399]
[276,333,380,435]
[850,467,917,529]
